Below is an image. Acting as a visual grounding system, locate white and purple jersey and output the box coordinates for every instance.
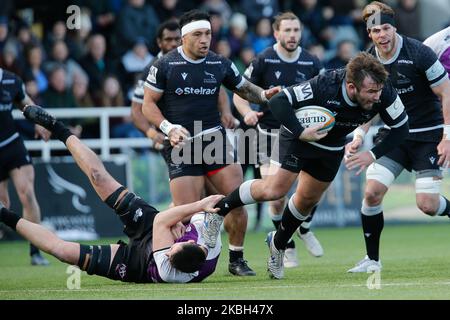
[424,26,450,74]
[147,213,221,283]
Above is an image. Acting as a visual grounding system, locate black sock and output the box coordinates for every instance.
[52,121,73,144]
[30,243,40,256]
[215,188,244,217]
[274,204,306,250]
[229,249,243,262]
[272,218,295,248]
[361,211,384,261]
[440,197,450,217]
[299,206,317,235]
[0,207,21,231]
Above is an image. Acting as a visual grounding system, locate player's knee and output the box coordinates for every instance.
[364,188,384,206]
[77,244,111,276]
[417,197,439,216]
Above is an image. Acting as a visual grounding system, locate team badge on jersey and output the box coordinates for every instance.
[244,64,253,78]
[293,82,313,102]
[147,66,158,84]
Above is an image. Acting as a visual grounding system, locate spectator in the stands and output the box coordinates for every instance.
[23,45,48,94]
[121,37,153,91]
[44,20,83,61]
[250,17,275,54]
[80,33,116,105]
[153,0,182,22]
[44,40,87,89]
[42,65,77,109]
[227,12,251,59]
[0,16,10,53]
[240,0,279,28]
[0,41,23,76]
[395,0,422,40]
[115,0,160,55]
[325,39,356,69]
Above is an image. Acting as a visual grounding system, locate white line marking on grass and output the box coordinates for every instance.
[2,281,450,294]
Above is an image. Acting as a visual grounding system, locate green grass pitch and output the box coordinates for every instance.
[1,223,450,300]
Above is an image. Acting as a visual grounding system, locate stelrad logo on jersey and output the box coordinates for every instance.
[175,87,218,95]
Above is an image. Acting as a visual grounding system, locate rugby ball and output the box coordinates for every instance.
[295,106,335,133]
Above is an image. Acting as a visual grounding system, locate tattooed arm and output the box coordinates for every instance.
[233,79,280,104]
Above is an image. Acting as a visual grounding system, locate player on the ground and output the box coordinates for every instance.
[346,2,450,273]
[0,104,224,283]
[142,10,279,276]
[0,68,51,266]
[233,12,324,267]
[203,52,409,279]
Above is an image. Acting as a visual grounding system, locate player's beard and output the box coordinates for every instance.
[280,38,299,52]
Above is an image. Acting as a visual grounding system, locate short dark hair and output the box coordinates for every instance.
[345,52,389,89]
[272,12,300,31]
[170,243,207,273]
[156,20,180,40]
[179,10,210,29]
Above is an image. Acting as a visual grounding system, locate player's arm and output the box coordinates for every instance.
[268,86,327,142]
[130,83,165,149]
[345,117,376,157]
[143,87,189,148]
[152,195,224,251]
[233,79,280,105]
[431,78,450,167]
[217,87,238,129]
[233,93,263,126]
[346,94,409,174]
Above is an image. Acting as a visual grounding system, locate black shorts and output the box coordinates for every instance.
[0,137,32,182]
[380,137,442,173]
[108,197,159,283]
[275,128,344,182]
[161,127,234,180]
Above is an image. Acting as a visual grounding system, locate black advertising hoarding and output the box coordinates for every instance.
[1,157,129,241]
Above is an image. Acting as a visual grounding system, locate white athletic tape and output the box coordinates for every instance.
[415,177,442,194]
[366,163,395,187]
[181,20,211,36]
[361,200,383,216]
[353,127,366,142]
[159,120,181,136]
[444,125,450,140]
[288,195,309,221]
[239,179,256,205]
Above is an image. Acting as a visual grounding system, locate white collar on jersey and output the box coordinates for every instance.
[375,33,403,65]
[273,43,302,63]
[177,46,206,64]
[342,81,358,107]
